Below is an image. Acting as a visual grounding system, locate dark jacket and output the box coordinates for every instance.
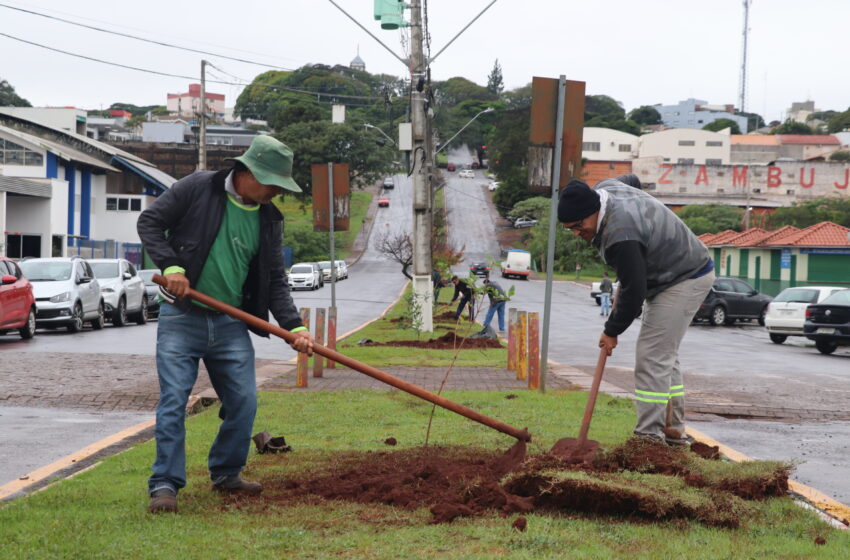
[136,169,303,336]
[451,279,472,301]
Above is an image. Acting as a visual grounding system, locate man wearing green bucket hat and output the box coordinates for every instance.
[138,135,313,513]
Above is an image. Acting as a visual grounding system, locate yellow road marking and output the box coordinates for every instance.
[0,419,154,500]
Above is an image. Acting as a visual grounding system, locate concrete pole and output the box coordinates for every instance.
[409,0,433,332]
[328,163,337,309]
[199,60,207,171]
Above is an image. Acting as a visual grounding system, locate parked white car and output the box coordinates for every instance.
[764,285,846,344]
[488,181,500,191]
[19,256,105,332]
[89,258,148,326]
[288,263,321,291]
[459,170,475,178]
[513,217,539,229]
[334,260,348,280]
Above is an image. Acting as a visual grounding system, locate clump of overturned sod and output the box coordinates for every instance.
[600,437,792,500]
[502,469,751,528]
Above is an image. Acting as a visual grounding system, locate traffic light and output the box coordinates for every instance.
[373,0,407,30]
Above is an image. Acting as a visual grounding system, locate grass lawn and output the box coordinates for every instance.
[336,286,507,368]
[274,190,372,260]
[1,390,846,560]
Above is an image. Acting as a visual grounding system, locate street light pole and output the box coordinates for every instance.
[409,0,434,332]
[435,107,494,154]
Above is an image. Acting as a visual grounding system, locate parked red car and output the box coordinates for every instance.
[446,163,456,172]
[0,256,37,339]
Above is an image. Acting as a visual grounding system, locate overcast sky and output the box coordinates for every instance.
[0,0,845,124]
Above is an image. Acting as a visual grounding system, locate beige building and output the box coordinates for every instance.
[639,128,731,165]
[581,127,639,161]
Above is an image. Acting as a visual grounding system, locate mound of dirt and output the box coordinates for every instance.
[381,331,502,350]
[235,437,790,527]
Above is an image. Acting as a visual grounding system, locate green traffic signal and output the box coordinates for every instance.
[373,0,408,30]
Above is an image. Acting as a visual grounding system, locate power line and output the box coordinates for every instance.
[0,32,386,103]
[0,2,295,71]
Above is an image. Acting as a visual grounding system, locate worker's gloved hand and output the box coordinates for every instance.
[290,330,314,356]
[599,333,617,356]
[164,272,190,299]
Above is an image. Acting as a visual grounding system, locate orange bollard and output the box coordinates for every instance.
[296,308,310,387]
[314,308,325,378]
[326,307,337,369]
[527,312,540,390]
[507,307,518,371]
[517,311,527,381]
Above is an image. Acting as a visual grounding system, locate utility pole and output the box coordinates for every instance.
[409,0,433,332]
[739,0,750,114]
[199,59,207,170]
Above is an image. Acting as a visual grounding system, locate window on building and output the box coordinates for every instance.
[582,142,600,152]
[706,159,722,166]
[0,138,44,166]
[677,158,695,164]
[106,196,142,212]
[678,140,695,147]
[618,144,631,152]
[706,141,723,147]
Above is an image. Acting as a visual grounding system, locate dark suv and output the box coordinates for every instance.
[693,277,773,326]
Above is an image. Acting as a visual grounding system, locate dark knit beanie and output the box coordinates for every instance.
[558,180,600,223]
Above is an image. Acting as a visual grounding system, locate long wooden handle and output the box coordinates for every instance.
[152,275,531,442]
[577,347,608,444]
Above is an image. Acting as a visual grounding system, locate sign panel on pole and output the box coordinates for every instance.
[312,163,350,232]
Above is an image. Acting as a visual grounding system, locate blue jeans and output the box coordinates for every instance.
[482,300,506,331]
[454,294,473,320]
[148,302,256,495]
[600,292,611,315]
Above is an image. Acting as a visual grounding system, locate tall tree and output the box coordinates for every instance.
[827,108,850,134]
[628,105,662,125]
[736,110,765,131]
[486,59,504,95]
[0,78,31,107]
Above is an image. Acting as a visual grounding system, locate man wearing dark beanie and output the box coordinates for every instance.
[558,177,715,446]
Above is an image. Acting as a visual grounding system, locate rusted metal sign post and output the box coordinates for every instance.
[529,76,585,392]
[527,312,540,390]
[296,308,311,387]
[312,163,350,311]
[314,308,326,378]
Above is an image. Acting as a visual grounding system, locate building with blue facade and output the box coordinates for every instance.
[656,98,749,133]
[0,109,175,261]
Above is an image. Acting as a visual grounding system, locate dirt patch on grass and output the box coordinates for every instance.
[236,437,790,528]
[379,331,503,350]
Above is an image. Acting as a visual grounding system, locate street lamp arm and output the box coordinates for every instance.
[435,108,494,154]
[364,123,396,145]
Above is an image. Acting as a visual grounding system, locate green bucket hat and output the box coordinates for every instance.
[226,135,301,193]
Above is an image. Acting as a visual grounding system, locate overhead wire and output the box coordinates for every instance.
[0,1,295,71]
[0,32,386,104]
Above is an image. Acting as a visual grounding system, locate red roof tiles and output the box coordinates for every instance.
[764,222,850,247]
[777,135,840,146]
[752,226,800,246]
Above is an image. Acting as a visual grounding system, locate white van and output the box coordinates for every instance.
[500,249,531,280]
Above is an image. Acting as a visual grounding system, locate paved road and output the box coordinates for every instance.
[440,154,850,503]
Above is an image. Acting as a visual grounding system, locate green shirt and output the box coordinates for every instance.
[194,194,260,309]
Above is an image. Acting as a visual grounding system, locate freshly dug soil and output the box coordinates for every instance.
[236,437,790,528]
[380,331,502,350]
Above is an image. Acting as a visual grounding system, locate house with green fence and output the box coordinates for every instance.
[699,222,850,296]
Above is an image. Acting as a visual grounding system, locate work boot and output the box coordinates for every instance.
[212,475,263,495]
[148,488,178,514]
[665,434,695,447]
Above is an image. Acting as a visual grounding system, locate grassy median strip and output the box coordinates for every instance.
[0,390,847,559]
[337,289,506,368]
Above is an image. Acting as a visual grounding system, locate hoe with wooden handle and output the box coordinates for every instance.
[152,275,531,443]
[549,347,608,462]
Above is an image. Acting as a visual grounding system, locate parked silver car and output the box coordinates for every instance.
[19,256,105,332]
[89,258,148,326]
